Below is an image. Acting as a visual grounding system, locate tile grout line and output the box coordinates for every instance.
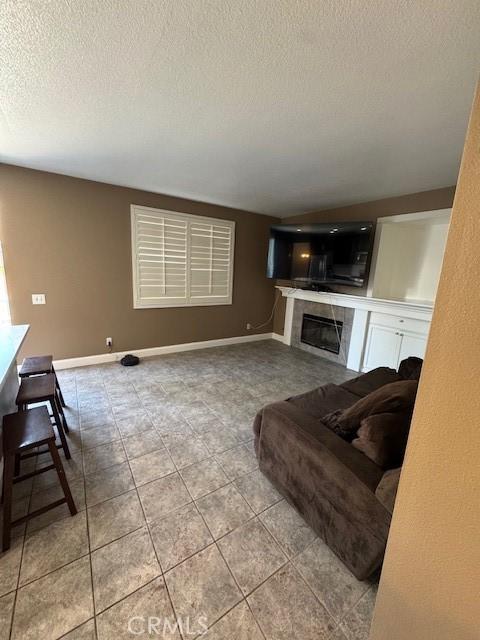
[164,441,244,638]
[213,538,269,640]
[111,377,187,640]
[151,397,213,640]
[21,376,97,639]
[86,372,102,639]
[7,383,80,640]
[151,394,249,638]
[158,406,269,639]
[7,489,29,640]
[78,370,115,636]
[59,374,96,638]
[5,493,292,602]
[332,582,376,632]
[290,534,372,628]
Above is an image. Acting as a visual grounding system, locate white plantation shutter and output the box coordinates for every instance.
[190,221,233,303]
[131,206,234,308]
[132,208,188,306]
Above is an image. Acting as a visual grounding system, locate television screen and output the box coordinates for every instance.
[267,222,373,288]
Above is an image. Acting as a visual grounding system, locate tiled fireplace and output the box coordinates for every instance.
[291,299,354,365]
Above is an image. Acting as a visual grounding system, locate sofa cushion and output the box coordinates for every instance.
[398,356,423,380]
[324,379,418,441]
[351,411,412,469]
[287,383,360,419]
[340,367,401,398]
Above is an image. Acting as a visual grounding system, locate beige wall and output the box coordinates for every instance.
[370,86,480,639]
[0,165,278,360]
[272,186,456,334]
[280,186,455,226]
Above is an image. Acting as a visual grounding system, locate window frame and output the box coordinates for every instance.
[131,205,235,309]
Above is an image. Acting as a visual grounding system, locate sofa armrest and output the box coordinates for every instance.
[375,467,402,514]
[256,401,392,579]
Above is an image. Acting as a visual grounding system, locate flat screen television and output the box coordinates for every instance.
[267,221,373,288]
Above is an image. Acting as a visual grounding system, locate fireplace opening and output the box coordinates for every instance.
[301,313,343,354]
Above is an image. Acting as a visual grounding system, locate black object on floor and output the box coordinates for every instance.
[120,354,140,366]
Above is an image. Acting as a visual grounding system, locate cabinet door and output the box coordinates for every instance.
[397,331,428,365]
[363,324,402,371]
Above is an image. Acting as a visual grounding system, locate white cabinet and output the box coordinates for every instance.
[363,325,402,371]
[362,314,429,371]
[398,331,428,362]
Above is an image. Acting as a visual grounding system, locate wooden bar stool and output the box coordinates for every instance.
[19,355,66,407]
[16,373,71,460]
[2,406,77,551]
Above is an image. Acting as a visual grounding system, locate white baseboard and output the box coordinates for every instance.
[53,332,275,370]
[54,353,116,370]
[271,332,288,344]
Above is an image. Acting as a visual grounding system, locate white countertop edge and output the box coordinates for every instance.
[0,324,30,391]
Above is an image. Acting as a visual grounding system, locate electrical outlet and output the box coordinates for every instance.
[106,337,113,347]
[246,323,252,330]
[32,293,46,305]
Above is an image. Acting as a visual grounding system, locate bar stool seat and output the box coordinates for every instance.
[19,355,65,407]
[3,406,54,452]
[2,407,77,551]
[19,355,53,377]
[17,373,57,404]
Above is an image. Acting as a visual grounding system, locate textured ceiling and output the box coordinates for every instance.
[1,1,479,216]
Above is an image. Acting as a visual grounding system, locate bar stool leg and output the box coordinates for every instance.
[52,365,66,407]
[50,397,71,459]
[14,454,21,477]
[0,457,5,503]
[2,453,14,552]
[55,392,69,433]
[48,441,76,516]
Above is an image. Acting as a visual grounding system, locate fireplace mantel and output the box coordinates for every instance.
[276,287,433,321]
[276,286,433,371]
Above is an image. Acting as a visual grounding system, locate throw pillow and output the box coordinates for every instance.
[323,379,418,441]
[352,411,412,469]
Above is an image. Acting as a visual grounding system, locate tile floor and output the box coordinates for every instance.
[0,340,378,640]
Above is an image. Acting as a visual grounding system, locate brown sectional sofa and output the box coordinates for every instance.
[253,365,410,580]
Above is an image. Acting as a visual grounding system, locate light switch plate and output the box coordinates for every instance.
[32,293,46,305]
